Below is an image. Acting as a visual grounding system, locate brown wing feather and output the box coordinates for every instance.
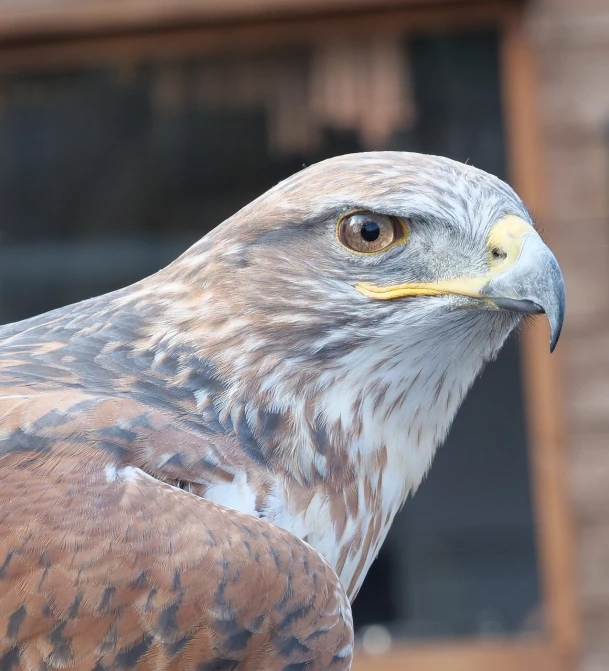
[0,391,353,671]
[0,298,292,501]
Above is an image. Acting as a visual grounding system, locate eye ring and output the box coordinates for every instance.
[336,210,408,255]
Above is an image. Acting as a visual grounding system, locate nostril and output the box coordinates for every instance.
[491,247,508,261]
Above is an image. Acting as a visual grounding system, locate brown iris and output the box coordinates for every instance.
[337,211,406,254]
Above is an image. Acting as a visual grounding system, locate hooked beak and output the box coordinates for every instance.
[356,215,566,352]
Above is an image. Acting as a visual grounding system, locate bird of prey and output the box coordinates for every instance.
[0,152,564,671]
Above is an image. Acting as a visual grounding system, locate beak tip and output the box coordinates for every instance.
[548,277,566,354]
[549,335,559,354]
[548,305,565,354]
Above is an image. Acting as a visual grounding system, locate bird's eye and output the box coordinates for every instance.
[337,211,407,254]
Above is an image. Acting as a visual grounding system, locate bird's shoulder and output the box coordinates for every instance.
[0,429,353,670]
[0,296,271,497]
[0,303,353,669]
[0,380,267,507]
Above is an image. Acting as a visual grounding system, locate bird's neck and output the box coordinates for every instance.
[189,313,504,599]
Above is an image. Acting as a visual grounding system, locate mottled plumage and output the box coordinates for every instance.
[0,152,564,670]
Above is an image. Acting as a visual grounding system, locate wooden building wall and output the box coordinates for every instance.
[528,1,609,669]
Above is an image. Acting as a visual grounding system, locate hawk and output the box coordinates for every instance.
[0,152,564,671]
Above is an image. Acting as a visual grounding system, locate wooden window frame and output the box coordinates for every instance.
[0,2,580,669]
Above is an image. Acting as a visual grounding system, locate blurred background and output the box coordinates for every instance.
[0,0,605,669]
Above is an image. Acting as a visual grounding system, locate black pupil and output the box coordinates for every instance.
[360,221,381,242]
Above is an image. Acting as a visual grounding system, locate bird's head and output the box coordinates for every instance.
[159,152,564,486]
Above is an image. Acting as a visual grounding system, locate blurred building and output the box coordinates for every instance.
[0,0,606,670]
